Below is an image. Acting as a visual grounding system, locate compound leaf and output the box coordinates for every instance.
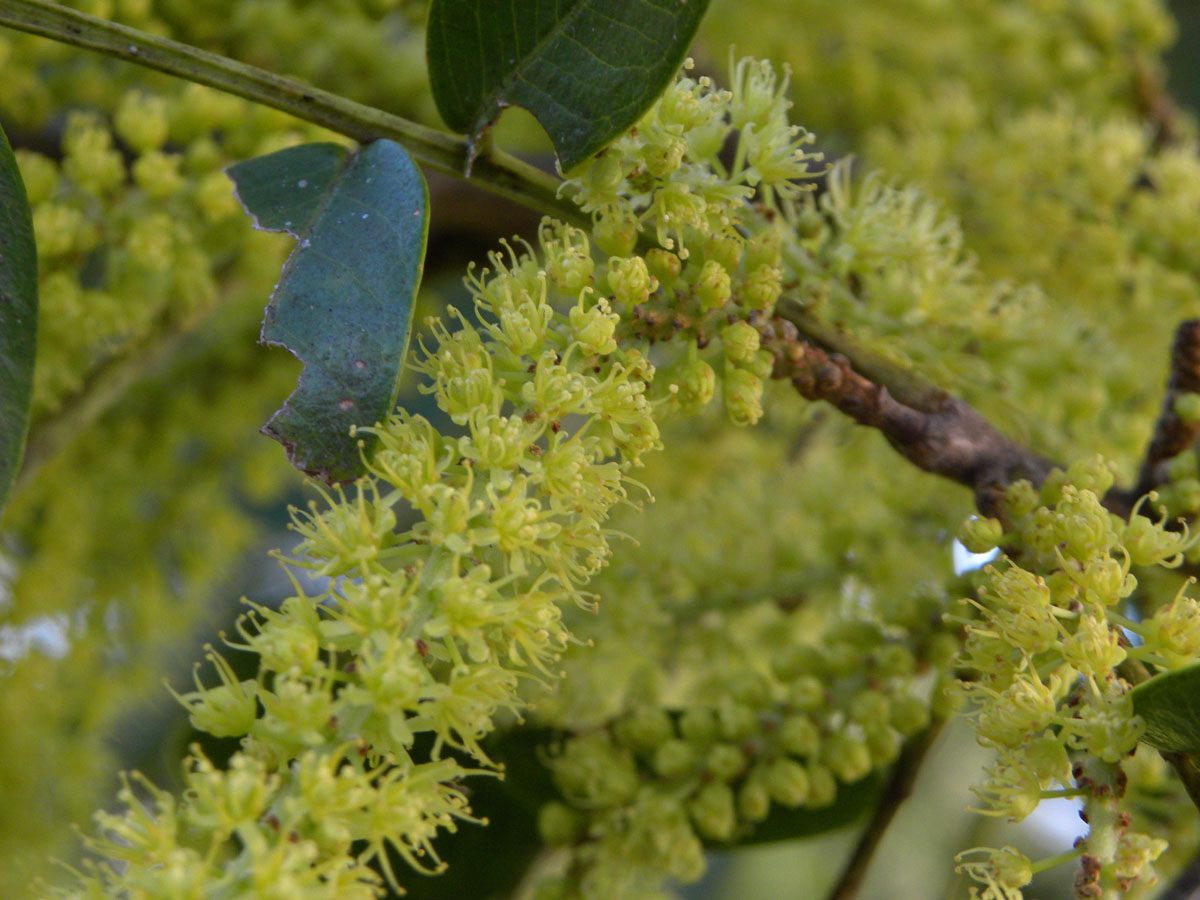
[427,0,711,171]
[0,123,38,515]
[227,140,428,483]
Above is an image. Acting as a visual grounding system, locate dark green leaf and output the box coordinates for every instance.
[227,140,428,483]
[0,123,38,515]
[1131,662,1200,753]
[427,0,711,171]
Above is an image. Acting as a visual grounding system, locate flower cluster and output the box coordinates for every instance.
[504,408,964,900]
[560,57,824,427]
[530,627,936,900]
[53,210,672,898]
[952,457,1196,899]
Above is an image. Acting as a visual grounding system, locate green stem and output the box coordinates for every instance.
[1029,846,1085,876]
[0,0,588,228]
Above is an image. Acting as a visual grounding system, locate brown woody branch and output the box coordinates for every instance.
[763,305,1055,520]
[1133,319,1200,499]
[767,302,1200,527]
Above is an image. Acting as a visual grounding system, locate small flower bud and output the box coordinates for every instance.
[607,256,656,306]
[642,135,687,177]
[874,643,917,678]
[679,707,717,744]
[1005,479,1039,522]
[924,632,961,669]
[960,516,1004,554]
[865,723,903,765]
[1024,734,1071,785]
[744,227,783,272]
[645,248,682,287]
[718,701,759,740]
[932,675,965,718]
[806,763,838,807]
[777,715,821,757]
[728,670,772,706]
[737,771,772,822]
[550,733,639,807]
[593,210,639,257]
[787,676,826,711]
[538,801,584,846]
[794,207,824,239]
[848,689,891,727]
[694,259,732,309]
[115,91,170,153]
[63,114,125,195]
[765,758,810,807]
[586,151,625,196]
[707,743,747,780]
[824,732,872,782]
[616,705,675,752]
[721,321,761,364]
[132,150,183,198]
[704,232,744,273]
[739,265,783,312]
[1065,455,1117,497]
[15,151,58,205]
[654,739,698,779]
[1166,449,1198,483]
[723,367,764,426]
[744,348,776,380]
[890,694,931,736]
[688,782,736,840]
[675,358,716,411]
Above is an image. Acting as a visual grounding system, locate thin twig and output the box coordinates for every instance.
[826,722,945,900]
[0,0,587,228]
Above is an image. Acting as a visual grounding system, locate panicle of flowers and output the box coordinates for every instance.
[556,59,830,432]
[55,208,680,898]
[949,456,1193,899]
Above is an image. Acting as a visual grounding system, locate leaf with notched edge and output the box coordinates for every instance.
[0,123,38,515]
[227,140,428,483]
[427,0,711,171]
